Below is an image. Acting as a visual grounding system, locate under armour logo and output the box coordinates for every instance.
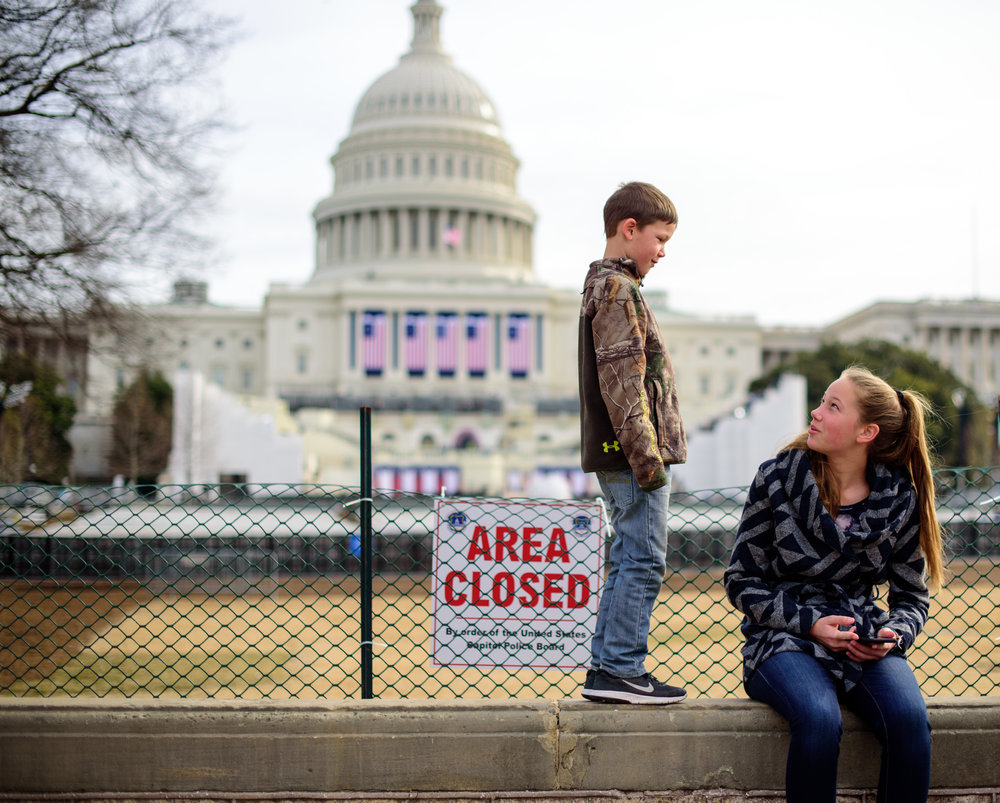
[602,441,621,453]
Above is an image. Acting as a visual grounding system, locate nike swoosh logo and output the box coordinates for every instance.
[622,679,654,692]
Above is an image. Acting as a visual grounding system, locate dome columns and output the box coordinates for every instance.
[313,202,533,275]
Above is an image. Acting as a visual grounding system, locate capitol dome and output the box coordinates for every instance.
[310,0,536,285]
[350,0,500,138]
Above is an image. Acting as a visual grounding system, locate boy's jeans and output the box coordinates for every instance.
[589,467,670,678]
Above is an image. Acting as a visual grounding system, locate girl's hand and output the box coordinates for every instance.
[846,628,899,663]
[809,615,858,652]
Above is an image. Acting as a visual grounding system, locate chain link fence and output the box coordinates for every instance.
[1,467,998,699]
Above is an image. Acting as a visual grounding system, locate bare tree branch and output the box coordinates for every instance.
[0,0,235,338]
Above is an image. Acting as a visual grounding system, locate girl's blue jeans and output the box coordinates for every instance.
[746,650,931,803]
[589,468,670,678]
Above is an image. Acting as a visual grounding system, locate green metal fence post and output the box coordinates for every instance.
[360,407,374,699]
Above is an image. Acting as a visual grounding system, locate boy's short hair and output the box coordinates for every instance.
[603,181,678,238]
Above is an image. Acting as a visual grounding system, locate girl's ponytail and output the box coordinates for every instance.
[897,390,943,588]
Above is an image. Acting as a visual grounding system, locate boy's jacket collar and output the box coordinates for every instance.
[593,257,642,284]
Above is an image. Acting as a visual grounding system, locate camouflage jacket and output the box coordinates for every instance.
[578,258,687,490]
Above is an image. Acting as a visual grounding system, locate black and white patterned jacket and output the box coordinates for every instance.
[724,449,929,691]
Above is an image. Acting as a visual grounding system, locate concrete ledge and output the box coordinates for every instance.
[0,697,998,795]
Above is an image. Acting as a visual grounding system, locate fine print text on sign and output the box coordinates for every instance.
[431,497,606,669]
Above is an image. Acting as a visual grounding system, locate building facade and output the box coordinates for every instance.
[74,0,1000,491]
[821,299,1000,403]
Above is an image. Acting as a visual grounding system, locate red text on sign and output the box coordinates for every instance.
[465,525,570,563]
[443,570,591,609]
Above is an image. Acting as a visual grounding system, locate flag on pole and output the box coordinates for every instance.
[436,312,458,377]
[405,312,428,376]
[465,312,489,377]
[362,310,386,376]
[507,313,532,378]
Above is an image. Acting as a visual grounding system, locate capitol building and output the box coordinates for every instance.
[73,0,1000,493]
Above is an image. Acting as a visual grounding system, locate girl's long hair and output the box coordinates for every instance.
[783,366,943,588]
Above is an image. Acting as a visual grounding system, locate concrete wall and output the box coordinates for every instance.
[1,697,999,801]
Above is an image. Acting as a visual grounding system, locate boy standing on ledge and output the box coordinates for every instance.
[578,181,688,704]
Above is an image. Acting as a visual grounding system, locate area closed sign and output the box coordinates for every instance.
[431,497,605,669]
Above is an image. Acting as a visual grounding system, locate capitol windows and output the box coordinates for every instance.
[212,367,225,386]
[389,210,401,252]
[411,155,420,176]
[395,155,404,177]
[466,212,477,254]
[215,337,225,349]
[379,157,388,178]
[409,209,420,250]
[428,155,437,176]
[241,368,253,391]
[486,214,497,255]
[371,211,382,253]
[243,338,253,349]
[428,210,438,248]
[296,352,308,375]
[366,158,374,179]
[461,157,469,178]
[445,156,453,176]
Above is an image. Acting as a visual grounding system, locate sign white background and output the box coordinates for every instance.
[431,498,605,669]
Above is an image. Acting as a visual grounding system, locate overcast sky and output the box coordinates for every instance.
[196,0,1000,327]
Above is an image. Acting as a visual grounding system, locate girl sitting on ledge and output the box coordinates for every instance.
[725,365,943,803]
